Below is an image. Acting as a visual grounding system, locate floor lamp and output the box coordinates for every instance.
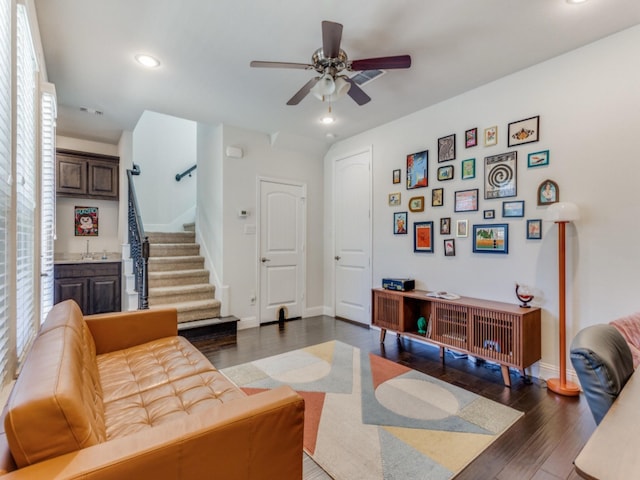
[546,202,581,396]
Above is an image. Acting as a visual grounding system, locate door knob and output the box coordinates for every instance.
[261,257,270,263]
[334,256,341,261]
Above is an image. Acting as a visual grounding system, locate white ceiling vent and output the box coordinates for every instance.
[350,69,386,86]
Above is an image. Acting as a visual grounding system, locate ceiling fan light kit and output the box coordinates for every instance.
[251,21,411,106]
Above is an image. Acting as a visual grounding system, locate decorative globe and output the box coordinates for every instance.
[515,283,534,308]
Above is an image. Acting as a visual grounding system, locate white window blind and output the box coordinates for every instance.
[40,85,56,323]
[15,3,37,358]
[0,0,11,386]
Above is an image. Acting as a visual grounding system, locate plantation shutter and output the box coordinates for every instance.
[40,84,56,323]
[15,3,38,358]
[0,0,11,385]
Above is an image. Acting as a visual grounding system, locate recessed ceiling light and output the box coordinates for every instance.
[135,54,160,68]
[566,0,587,4]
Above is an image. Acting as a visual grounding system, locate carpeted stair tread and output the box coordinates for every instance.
[146,231,196,244]
[149,283,215,296]
[148,269,210,287]
[150,243,200,256]
[148,256,204,272]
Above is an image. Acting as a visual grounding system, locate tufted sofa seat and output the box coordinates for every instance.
[0,300,305,479]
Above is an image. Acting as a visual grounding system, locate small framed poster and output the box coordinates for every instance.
[473,223,509,254]
[75,206,99,236]
[508,115,540,147]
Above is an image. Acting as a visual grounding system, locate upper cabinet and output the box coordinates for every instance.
[56,149,119,200]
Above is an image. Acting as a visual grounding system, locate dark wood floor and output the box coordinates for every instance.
[190,316,594,480]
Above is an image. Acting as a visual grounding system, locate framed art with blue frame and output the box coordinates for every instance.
[502,200,524,218]
[414,221,434,253]
[394,212,408,234]
[473,223,509,254]
[527,150,549,168]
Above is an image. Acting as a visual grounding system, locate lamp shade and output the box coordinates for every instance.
[310,73,335,98]
[546,202,580,222]
[311,75,350,102]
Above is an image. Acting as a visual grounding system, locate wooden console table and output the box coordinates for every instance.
[372,288,541,386]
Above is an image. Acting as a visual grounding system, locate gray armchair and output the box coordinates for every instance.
[570,324,634,425]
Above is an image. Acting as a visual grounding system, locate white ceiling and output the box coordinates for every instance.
[33,0,640,146]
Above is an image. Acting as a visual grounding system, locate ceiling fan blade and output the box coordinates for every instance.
[350,55,412,71]
[322,21,343,58]
[250,61,313,70]
[286,77,320,105]
[344,78,371,106]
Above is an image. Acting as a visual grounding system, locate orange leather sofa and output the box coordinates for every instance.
[0,300,305,479]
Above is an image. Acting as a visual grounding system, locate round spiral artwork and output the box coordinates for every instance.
[487,164,514,188]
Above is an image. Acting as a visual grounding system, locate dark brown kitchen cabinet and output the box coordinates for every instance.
[54,262,121,314]
[56,149,119,200]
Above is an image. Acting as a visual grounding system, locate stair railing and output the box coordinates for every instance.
[175,164,196,182]
[127,164,149,309]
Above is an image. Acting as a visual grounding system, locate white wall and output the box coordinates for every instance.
[132,111,197,232]
[325,25,640,379]
[54,136,121,255]
[197,124,326,327]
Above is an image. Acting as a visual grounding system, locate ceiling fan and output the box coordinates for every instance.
[250,21,411,106]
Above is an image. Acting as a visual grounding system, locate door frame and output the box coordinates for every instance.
[331,146,373,322]
[256,176,307,324]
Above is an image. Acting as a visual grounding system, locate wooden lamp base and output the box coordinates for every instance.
[547,378,580,396]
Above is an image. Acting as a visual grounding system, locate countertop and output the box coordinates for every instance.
[54,252,122,264]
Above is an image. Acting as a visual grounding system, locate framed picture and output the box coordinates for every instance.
[527,150,549,168]
[437,165,454,181]
[473,224,509,254]
[483,209,495,219]
[527,219,543,240]
[432,188,444,207]
[465,128,477,148]
[393,169,401,184]
[456,219,468,238]
[484,151,517,199]
[508,115,540,147]
[454,188,478,212]
[409,196,424,212]
[414,221,434,253]
[75,206,99,236]
[461,158,475,179]
[388,192,401,206]
[502,200,525,218]
[440,217,451,235]
[538,179,559,205]
[444,238,456,257]
[394,212,408,234]
[407,150,428,189]
[484,126,498,146]
[438,134,456,162]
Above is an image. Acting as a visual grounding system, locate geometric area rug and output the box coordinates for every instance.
[221,340,523,480]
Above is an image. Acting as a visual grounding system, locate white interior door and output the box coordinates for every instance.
[334,150,371,324]
[259,179,305,323]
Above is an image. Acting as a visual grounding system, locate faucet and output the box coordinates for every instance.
[83,239,91,259]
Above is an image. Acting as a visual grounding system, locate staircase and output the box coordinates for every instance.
[146,225,238,345]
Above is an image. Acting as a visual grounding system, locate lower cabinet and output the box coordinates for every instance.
[54,262,121,314]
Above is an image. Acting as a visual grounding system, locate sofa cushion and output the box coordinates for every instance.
[98,336,245,439]
[4,301,106,468]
